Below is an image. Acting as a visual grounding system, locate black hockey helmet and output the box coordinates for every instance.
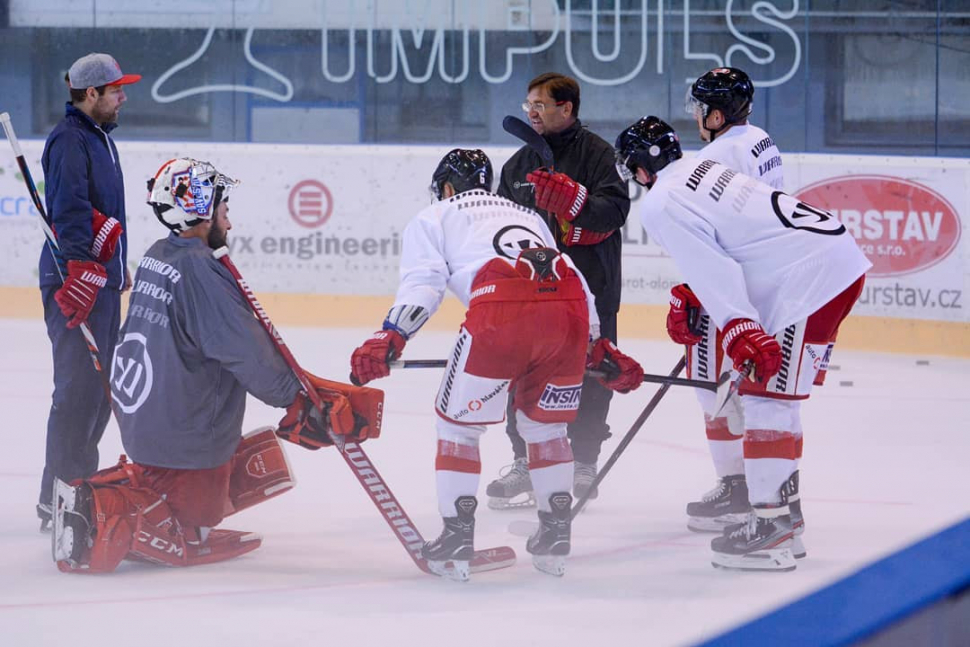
[430,148,493,200]
[687,67,754,123]
[614,116,683,187]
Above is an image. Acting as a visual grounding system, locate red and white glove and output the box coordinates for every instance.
[721,318,782,383]
[556,218,615,247]
[586,338,644,393]
[667,283,702,346]
[350,329,406,386]
[278,374,385,450]
[527,170,588,221]
[54,260,107,329]
[89,208,122,263]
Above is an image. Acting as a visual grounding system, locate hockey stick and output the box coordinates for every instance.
[502,115,554,168]
[508,356,687,536]
[389,358,720,392]
[0,112,115,407]
[211,247,516,575]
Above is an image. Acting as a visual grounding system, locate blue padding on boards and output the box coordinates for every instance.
[696,517,970,647]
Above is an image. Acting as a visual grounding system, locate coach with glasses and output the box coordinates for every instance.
[486,72,630,509]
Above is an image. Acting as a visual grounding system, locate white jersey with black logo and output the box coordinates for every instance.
[392,189,599,330]
[698,124,785,191]
[638,158,871,334]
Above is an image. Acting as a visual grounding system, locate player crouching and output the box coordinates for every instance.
[52,158,383,573]
[349,149,643,580]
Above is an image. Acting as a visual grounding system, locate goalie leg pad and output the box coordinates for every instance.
[225,426,296,517]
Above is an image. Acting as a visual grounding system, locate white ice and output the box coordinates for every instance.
[2,319,968,646]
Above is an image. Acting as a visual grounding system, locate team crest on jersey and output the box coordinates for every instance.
[538,383,583,411]
[111,332,154,414]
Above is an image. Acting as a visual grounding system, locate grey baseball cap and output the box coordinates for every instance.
[68,53,141,89]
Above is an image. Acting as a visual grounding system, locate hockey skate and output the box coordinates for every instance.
[785,470,807,559]
[527,492,572,576]
[486,458,535,510]
[686,474,751,532]
[711,506,796,572]
[37,502,53,533]
[421,496,477,582]
[51,479,93,567]
[572,462,599,506]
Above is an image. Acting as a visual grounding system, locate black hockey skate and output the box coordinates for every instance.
[711,505,796,572]
[51,479,93,567]
[686,474,751,532]
[421,496,477,582]
[37,502,53,533]
[526,492,572,576]
[486,458,535,510]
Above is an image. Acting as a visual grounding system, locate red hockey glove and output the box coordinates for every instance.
[587,338,644,393]
[557,217,615,247]
[350,329,406,386]
[54,260,107,329]
[528,170,588,221]
[278,374,385,450]
[667,283,703,345]
[90,208,122,263]
[721,318,782,383]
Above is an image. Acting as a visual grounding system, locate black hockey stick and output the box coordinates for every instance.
[213,247,516,576]
[508,356,687,536]
[502,115,554,168]
[390,357,718,392]
[0,112,117,412]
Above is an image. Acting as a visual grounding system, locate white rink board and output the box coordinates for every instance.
[0,142,967,323]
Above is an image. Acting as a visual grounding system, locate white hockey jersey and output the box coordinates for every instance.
[392,189,600,332]
[638,158,871,334]
[697,124,785,190]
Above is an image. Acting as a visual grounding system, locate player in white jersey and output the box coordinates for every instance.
[348,149,643,580]
[614,117,870,571]
[677,68,789,535]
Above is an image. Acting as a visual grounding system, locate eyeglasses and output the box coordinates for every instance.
[521,100,566,114]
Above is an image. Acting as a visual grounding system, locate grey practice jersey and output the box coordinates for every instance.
[111,234,301,469]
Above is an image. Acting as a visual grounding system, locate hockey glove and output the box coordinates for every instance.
[350,329,406,386]
[54,260,108,329]
[90,208,122,263]
[667,283,703,345]
[278,374,385,450]
[587,338,644,393]
[557,218,615,247]
[528,170,588,221]
[721,318,782,383]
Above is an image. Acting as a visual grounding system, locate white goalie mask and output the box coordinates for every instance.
[147,158,239,233]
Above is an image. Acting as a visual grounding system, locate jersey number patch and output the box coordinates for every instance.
[771,191,846,236]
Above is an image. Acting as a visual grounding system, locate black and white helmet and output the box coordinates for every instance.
[614,116,683,187]
[430,149,493,201]
[686,67,755,137]
[146,158,239,233]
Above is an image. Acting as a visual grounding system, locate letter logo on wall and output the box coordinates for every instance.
[795,175,961,277]
[288,180,334,228]
[111,333,154,414]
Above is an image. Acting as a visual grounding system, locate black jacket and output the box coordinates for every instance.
[498,120,629,315]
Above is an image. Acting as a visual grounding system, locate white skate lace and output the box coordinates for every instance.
[496,458,530,485]
[701,480,728,502]
[574,462,597,484]
[728,513,758,540]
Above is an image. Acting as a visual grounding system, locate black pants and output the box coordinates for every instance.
[505,312,616,465]
[40,286,121,505]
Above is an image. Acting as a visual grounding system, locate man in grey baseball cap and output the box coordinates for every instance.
[68,52,142,89]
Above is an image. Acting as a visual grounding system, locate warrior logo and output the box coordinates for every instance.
[111,332,154,414]
[492,224,545,259]
[538,383,583,411]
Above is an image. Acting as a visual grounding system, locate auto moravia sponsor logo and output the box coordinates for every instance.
[795,175,961,277]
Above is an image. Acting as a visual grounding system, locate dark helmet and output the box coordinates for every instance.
[687,67,754,125]
[614,116,683,186]
[430,148,493,200]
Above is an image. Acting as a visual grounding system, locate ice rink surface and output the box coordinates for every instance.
[2,318,968,647]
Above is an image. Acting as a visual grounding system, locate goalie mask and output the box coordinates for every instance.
[430,149,493,201]
[146,158,239,233]
[614,116,683,187]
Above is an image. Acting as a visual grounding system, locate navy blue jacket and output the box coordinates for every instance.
[40,103,128,290]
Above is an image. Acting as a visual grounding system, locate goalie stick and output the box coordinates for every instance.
[211,247,516,575]
[509,356,687,537]
[0,112,116,413]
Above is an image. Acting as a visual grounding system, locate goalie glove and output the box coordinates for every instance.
[721,318,782,383]
[90,208,122,263]
[667,283,703,346]
[528,170,588,221]
[586,338,644,393]
[54,260,108,329]
[277,374,384,450]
